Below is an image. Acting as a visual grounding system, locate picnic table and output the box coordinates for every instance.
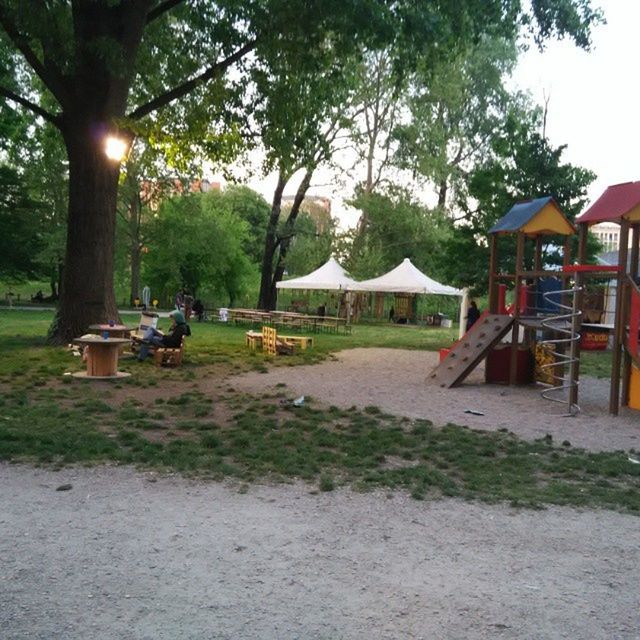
[228,309,272,325]
[228,308,351,334]
[72,334,131,379]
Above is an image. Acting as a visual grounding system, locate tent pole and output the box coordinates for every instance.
[459,288,469,339]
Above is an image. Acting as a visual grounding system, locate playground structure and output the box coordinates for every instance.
[430,186,640,416]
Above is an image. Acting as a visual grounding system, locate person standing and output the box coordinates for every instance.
[142,285,151,310]
[175,289,184,312]
[466,300,481,332]
[183,291,194,321]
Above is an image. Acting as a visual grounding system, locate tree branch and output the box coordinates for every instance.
[0,85,59,125]
[128,40,257,120]
[146,0,186,25]
[0,6,68,108]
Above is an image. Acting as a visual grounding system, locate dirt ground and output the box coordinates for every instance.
[228,348,640,453]
[3,348,640,639]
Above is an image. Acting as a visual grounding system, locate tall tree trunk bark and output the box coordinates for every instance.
[258,171,287,310]
[269,169,314,303]
[52,122,121,342]
[130,243,141,305]
[129,195,142,305]
[45,0,150,342]
[437,180,448,209]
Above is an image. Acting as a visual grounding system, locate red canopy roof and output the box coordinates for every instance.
[578,181,640,224]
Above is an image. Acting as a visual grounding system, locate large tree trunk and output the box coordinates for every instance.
[52,122,121,342]
[45,1,151,342]
[258,172,287,310]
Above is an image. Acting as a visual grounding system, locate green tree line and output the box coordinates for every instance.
[0,0,604,329]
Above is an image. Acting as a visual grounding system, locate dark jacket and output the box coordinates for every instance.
[161,322,190,348]
[466,305,481,331]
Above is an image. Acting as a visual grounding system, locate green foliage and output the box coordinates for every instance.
[281,212,335,277]
[394,36,519,208]
[441,108,596,293]
[0,166,45,278]
[217,185,271,266]
[345,186,453,280]
[142,191,256,306]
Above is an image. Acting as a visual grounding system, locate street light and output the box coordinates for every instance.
[104,135,129,162]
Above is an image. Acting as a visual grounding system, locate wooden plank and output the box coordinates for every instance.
[279,335,314,349]
[428,314,514,388]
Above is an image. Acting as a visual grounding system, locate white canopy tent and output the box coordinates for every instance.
[347,258,462,296]
[347,258,467,335]
[276,257,356,291]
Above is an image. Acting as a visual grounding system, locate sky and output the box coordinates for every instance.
[218,1,639,229]
[511,0,640,204]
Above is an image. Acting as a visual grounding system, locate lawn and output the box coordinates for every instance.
[1,308,636,514]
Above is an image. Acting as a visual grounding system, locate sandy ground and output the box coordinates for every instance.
[3,348,640,639]
[230,348,640,453]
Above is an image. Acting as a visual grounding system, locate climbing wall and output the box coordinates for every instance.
[429,314,514,388]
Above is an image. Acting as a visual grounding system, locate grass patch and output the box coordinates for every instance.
[0,309,637,513]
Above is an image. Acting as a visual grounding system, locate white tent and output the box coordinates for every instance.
[347,258,462,296]
[276,257,356,291]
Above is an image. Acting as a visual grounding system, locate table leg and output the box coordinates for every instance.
[86,344,119,377]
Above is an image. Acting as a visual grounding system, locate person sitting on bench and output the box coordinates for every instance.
[137,310,190,361]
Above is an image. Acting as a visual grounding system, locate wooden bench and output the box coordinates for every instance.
[245,330,263,350]
[248,328,313,353]
[153,336,186,367]
[277,334,313,349]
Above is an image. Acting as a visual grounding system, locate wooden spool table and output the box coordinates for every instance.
[88,323,131,339]
[72,335,132,379]
[88,323,132,357]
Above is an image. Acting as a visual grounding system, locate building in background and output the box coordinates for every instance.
[591,221,622,252]
[282,195,332,233]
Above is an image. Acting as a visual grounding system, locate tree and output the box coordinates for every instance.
[439,107,596,293]
[345,186,452,280]
[280,210,336,278]
[0,165,44,278]
[143,191,254,306]
[0,0,602,339]
[250,35,357,310]
[0,86,67,296]
[394,36,519,211]
[341,49,408,262]
[115,139,190,306]
[219,185,271,266]
[27,132,68,299]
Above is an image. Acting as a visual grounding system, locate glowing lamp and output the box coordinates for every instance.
[104,136,128,162]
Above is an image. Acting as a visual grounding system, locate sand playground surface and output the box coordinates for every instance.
[230,347,640,453]
[2,348,640,639]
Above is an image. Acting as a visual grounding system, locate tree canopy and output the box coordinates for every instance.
[440,108,597,293]
[0,0,602,337]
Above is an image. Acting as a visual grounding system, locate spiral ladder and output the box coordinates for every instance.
[537,285,583,416]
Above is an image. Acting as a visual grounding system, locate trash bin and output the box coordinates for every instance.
[219,308,229,322]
